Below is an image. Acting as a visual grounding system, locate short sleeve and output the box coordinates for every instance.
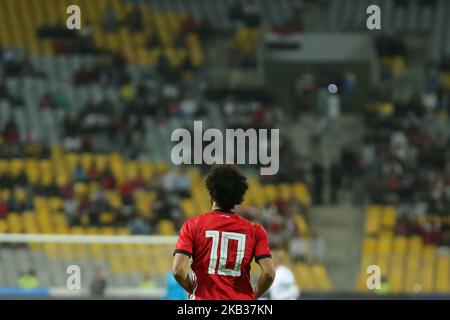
[254,224,272,261]
[174,220,194,257]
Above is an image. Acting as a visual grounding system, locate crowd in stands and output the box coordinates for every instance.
[0,1,320,276]
[0,145,312,261]
[394,214,450,248]
[0,150,196,235]
[330,30,450,224]
[356,63,450,217]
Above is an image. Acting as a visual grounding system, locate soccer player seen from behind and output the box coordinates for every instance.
[172,165,276,300]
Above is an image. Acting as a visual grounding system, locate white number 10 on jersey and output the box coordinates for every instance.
[205,230,246,277]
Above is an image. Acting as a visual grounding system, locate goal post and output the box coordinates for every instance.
[0,233,178,299]
[0,233,178,244]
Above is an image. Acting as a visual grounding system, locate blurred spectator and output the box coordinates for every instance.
[73,163,86,183]
[17,270,40,289]
[87,164,100,181]
[0,77,9,99]
[326,92,341,135]
[309,231,326,263]
[39,92,54,109]
[127,214,151,235]
[102,6,118,32]
[341,147,358,189]
[241,0,261,27]
[73,63,90,85]
[375,277,391,295]
[269,250,300,300]
[329,161,342,204]
[312,161,324,205]
[140,273,156,290]
[0,198,7,219]
[101,167,116,190]
[2,118,19,145]
[125,6,143,33]
[164,272,188,300]
[64,135,82,153]
[90,268,107,297]
[179,96,199,119]
[77,22,96,54]
[52,86,70,109]
[288,233,310,262]
[0,76,23,105]
[63,196,79,226]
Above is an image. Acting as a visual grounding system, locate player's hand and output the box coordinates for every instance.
[189,272,197,297]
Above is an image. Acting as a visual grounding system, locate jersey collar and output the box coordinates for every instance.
[213,208,235,214]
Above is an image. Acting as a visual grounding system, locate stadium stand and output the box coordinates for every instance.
[0,0,332,294]
[357,205,450,293]
[3,0,449,298]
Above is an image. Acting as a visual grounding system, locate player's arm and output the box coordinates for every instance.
[254,257,276,299]
[172,253,194,294]
[253,224,276,299]
[173,220,195,295]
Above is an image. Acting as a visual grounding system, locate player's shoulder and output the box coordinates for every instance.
[185,212,266,231]
[183,211,215,226]
[237,214,264,229]
[236,215,267,233]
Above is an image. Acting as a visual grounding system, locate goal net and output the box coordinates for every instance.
[0,233,177,299]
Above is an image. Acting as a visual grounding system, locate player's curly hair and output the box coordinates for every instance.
[205,165,248,212]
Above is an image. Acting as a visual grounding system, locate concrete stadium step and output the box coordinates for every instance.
[287,114,365,166]
[308,202,365,291]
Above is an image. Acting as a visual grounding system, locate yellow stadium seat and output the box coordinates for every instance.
[389,257,405,293]
[293,183,311,206]
[48,197,63,211]
[420,245,436,294]
[125,161,139,180]
[22,212,39,233]
[14,188,27,202]
[311,264,332,291]
[393,236,407,254]
[158,219,176,235]
[292,214,309,236]
[6,213,22,233]
[263,184,278,203]
[408,236,423,256]
[404,254,420,293]
[140,163,154,180]
[106,191,122,209]
[377,232,393,255]
[365,205,381,234]
[155,162,168,174]
[362,237,377,254]
[376,254,390,278]
[278,184,293,201]
[100,212,115,225]
[381,206,396,229]
[0,189,11,201]
[180,199,196,219]
[356,271,369,292]
[294,263,315,290]
[0,219,8,233]
[436,254,450,293]
[117,228,130,235]
[10,158,25,176]
[102,227,115,235]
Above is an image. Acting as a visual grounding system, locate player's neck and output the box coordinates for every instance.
[211,203,234,214]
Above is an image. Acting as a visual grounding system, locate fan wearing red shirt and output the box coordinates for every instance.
[172,165,275,300]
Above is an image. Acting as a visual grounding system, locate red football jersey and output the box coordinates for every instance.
[174,210,272,300]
